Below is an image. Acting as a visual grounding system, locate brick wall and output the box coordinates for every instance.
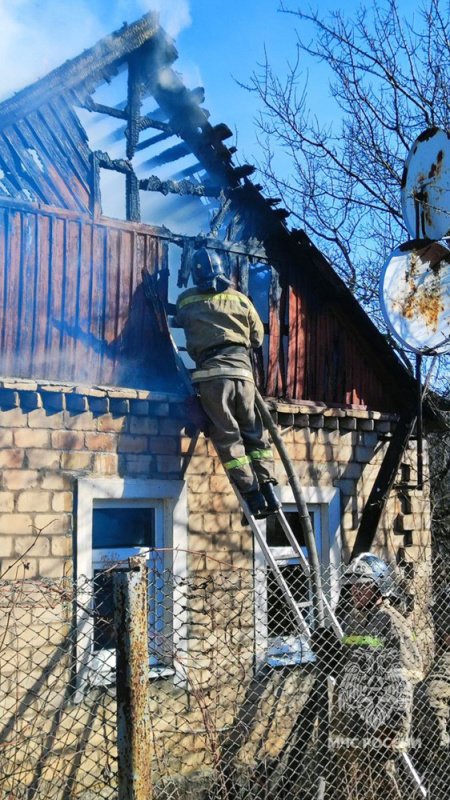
[0,380,431,579]
[0,378,433,798]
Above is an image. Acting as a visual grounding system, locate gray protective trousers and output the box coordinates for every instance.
[198,377,275,493]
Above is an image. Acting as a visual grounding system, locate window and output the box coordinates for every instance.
[254,486,340,667]
[76,478,187,690]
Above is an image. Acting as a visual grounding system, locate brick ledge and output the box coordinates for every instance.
[0,377,186,415]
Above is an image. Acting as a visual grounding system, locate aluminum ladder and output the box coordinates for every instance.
[233,485,343,640]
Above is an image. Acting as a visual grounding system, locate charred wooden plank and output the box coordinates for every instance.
[81,99,129,120]
[178,239,195,288]
[278,284,288,398]
[139,118,173,133]
[0,154,21,198]
[237,254,249,296]
[19,213,38,375]
[126,53,143,160]
[266,268,281,397]
[0,132,42,202]
[5,124,74,209]
[233,164,256,179]
[38,102,91,194]
[286,285,297,399]
[62,220,82,380]
[139,175,220,198]
[89,224,107,383]
[0,209,6,356]
[96,151,133,174]
[1,211,22,373]
[30,213,50,374]
[76,221,95,380]
[102,226,121,383]
[135,130,173,152]
[144,141,191,169]
[54,96,92,162]
[18,115,89,212]
[126,171,140,222]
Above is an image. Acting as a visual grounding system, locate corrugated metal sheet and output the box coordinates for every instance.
[0,205,180,391]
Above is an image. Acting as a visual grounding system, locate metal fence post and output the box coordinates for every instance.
[114,555,152,800]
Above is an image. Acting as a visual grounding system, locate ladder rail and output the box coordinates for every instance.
[275,510,343,639]
[235,487,311,639]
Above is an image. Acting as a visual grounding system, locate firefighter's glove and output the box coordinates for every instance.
[311,627,342,674]
[184,394,210,438]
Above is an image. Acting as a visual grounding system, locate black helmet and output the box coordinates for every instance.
[192,248,231,291]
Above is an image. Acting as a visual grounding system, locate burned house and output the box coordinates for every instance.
[0,12,435,800]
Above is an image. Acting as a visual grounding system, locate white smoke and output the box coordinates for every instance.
[0,0,104,100]
[0,0,192,101]
[132,0,192,38]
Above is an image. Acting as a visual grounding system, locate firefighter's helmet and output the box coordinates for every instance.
[192,248,231,291]
[343,553,400,598]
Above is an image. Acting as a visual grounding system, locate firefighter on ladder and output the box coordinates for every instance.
[175,247,281,518]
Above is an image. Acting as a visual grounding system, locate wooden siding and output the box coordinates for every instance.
[264,266,398,412]
[0,205,180,391]
[0,201,400,409]
[0,99,91,213]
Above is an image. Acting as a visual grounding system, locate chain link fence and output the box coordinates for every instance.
[0,551,449,800]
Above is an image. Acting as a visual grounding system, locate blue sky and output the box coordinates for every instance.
[0,0,419,231]
[0,0,411,169]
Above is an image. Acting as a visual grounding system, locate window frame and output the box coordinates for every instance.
[254,485,341,667]
[75,478,188,692]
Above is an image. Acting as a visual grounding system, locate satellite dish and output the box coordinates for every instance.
[379,239,450,354]
[401,127,450,240]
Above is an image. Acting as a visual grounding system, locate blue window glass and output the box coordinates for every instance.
[92,507,155,549]
[92,506,157,652]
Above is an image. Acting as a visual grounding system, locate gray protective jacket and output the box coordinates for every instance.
[175,287,264,383]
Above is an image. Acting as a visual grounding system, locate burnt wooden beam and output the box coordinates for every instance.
[125,54,142,160]
[80,102,172,136]
[95,151,133,173]
[135,130,173,152]
[233,165,256,179]
[139,117,172,133]
[139,175,221,198]
[188,87,206,105]
[126,170,140,222]
[199,236,269,262]
[350,406,417,561]
[171,162,204,180]
[209,123,233,142]
[144,141,191,169]
[178,240,195,288]
[237,254,249,296]
[209,195,232,237]
[81,99,128,120]
[125,53,142,220]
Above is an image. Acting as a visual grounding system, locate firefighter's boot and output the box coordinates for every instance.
[260,482,282,514]
[242,488,268,519]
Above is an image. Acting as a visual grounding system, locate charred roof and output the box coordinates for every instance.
[0,13,440,420]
